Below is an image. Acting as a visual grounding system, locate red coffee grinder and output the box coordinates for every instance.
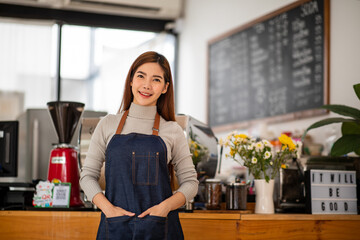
[47,101,85,207]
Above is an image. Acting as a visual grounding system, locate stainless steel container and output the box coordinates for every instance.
[226,182,247,210]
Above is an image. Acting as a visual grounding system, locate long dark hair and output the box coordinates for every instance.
[118,51,176,121]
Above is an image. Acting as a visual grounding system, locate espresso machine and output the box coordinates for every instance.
[47,101,84,207]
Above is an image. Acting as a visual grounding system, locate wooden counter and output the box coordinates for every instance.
[1,210,360,240]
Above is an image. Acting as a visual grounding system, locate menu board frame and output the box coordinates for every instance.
[207,0,330,132]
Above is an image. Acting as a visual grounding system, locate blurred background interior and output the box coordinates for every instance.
[0,0,359,213]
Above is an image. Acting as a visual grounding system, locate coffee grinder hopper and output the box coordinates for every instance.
[47,101,85,144]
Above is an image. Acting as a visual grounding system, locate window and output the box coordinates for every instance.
[0,18,176,120]
[0,18,55,120]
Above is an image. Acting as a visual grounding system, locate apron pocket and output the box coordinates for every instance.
[105,216,134,240]
[132,151,159,185]
[134,216,167,240]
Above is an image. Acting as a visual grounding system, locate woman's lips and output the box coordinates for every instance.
[139,91,152,97]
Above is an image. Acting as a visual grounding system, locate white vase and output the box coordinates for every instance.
[254,179,275,214]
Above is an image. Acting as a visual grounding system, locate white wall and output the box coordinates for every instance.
[177,0,360,142]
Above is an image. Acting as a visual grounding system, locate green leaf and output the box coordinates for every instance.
[330,135,360,156]
[302,118,357,140]
[342,122,360,135]
[354,83,360,101]
[322,104,360,120]
[265,175,270,183]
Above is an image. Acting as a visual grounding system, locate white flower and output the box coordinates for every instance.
[255,141,264,151]
[251,157,258,164]
[248,143,255,150]
[262,140,272,147]
[264,151,272,159]
[250,138,256,143]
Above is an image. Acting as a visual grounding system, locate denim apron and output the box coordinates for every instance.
[96,110,184,240]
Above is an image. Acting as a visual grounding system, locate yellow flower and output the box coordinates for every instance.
[235,134,248,139]
[194,150,199,157]
[278,134,296,151]
[230,148,236,156]
[281,164,287,169]
[278,134,291,145]
[288,143,296,151]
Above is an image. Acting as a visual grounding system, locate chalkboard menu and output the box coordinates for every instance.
[208,0,330,131]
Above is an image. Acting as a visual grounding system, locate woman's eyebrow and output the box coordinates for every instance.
[136,70,163,79]
[153,75,163,79]
[136,70,146,75]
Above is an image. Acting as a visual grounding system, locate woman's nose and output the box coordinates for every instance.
[143,79,151,89]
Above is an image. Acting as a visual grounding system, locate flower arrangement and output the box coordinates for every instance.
[188,128,209,166]
[221,133,301,182]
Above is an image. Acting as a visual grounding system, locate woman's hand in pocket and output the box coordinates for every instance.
[105,206,135,218]
[138,202,171,218]
[93,192,135,218]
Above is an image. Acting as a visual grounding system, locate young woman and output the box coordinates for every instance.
[80,51,199,239]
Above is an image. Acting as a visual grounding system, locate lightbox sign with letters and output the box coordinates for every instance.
[306,169,357,214]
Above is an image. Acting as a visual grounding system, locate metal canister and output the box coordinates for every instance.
[205,179,222,210]
[185,198,194,212]
[226,182,247,210]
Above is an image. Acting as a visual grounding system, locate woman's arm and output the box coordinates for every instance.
[169,123,199,202]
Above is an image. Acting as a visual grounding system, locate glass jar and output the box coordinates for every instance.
[205,179,222,210]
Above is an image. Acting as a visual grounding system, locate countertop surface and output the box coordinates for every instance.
[1,209,360,220]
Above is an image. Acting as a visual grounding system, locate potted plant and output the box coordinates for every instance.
[221,133,300,213]
[302,83,360,156]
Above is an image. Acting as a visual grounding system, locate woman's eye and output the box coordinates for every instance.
[153,78,161,82]
[137,74,144,78]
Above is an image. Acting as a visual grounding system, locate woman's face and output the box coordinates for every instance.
[131,62,169,106]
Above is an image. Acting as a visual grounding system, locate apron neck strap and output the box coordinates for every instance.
[115,109,161,136]
[152,112,160,136]
[115,110,129,135]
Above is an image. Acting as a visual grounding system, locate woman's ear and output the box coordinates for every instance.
[162,82,169,94]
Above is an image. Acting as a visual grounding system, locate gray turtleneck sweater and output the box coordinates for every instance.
[79,103,199,203]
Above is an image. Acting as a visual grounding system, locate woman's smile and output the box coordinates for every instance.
[138,91,153,97]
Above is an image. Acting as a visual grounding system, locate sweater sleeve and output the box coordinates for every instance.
[170,123,199,202]
[79,115,109,202]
